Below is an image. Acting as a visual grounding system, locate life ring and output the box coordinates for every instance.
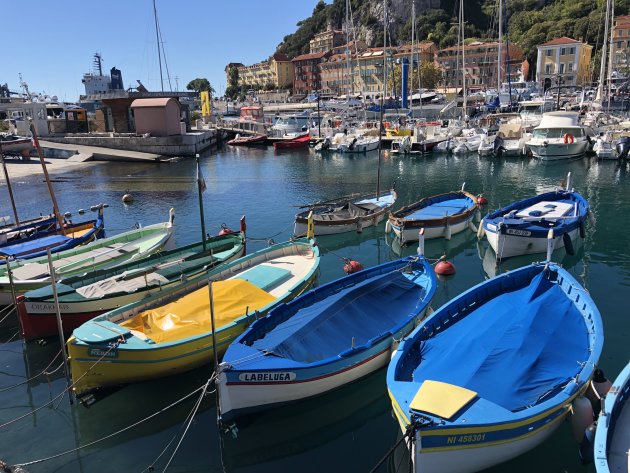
[383,121,391,129]
[563,133,574,144]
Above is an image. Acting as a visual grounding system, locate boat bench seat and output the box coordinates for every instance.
[235,265,292,292]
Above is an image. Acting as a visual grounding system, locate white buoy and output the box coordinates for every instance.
[444,220,452,240]
[417,228,425,256]
[385,220,391,234]
[122,193,133,203]
[546,228,555,262]
[571,396,594,443]
[477,218,486,239]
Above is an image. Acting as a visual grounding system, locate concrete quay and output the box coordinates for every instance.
[42,129,223,158]
[38,140,170,163]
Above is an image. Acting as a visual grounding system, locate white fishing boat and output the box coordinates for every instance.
[526,111,590,160]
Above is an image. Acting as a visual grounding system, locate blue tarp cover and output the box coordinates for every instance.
[250,271,425,363]
[406,198,472,220]
[412,272,589,412]
[0,235,70,257]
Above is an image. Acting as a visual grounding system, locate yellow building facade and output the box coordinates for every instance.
[536,37,592,88]
[232,53,294,91]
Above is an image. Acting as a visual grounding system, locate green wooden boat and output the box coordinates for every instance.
[0,209,175,306]
[18,230,246,339]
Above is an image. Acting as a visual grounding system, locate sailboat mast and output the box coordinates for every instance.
[497,0,502,93]
[153,0,164,92]
[383,0,388,99]
[461,0,467,117]
[607,0,615,112]
[346,0,352,95]
[596,0,612,104]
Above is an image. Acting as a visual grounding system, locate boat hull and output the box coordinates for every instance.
[528,140,589,160]
[410,403,569,473]
[219,338,394,421]
[486,226,579,259]
[390,215,474,242]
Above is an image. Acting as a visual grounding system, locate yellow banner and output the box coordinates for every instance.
[200,91,211,117]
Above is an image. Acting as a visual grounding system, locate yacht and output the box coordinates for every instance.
[526,111,590,161]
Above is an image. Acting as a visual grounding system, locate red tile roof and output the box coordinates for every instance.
[292,51,329,62]
[539,37,580,46]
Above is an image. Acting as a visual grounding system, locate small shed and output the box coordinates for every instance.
[131,98,182,136]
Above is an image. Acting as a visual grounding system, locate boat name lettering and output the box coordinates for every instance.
[238,372,296,382]
[29,302,71,312]
[505,229,531,237]
[445,433,486,445]
[88,348,118,358]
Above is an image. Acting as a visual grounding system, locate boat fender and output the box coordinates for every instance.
[571,396,594,443]
[477,218,486,239]
[356,219,363,233]
[219,223,233,235]
[435,258,456,277]
[343,259,364,274]
[562,232,575,256]
[477,194,488,206]
[467,220,478,233]
[587,209,596,226]
[563,133,575,145]
[122,193,133,203]
[585,369,613,415]
[444,220,452,240]
[385,220,392,234]
[579,220,586,239]
[578,422,597,464]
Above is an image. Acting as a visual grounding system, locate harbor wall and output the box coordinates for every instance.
[42,130,222,156]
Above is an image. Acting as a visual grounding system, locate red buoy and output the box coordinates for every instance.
[219,223,233,235]
[343,259,364,274]
[477,194,488,206]
[435,260,456,276]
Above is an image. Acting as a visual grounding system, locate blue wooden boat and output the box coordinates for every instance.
[0,206,105,264]
[217,256,437,421]
[480,174,591,259]
[594,360,630,472]
[387,262,603,473]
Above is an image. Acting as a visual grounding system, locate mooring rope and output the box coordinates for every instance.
[7,383,208,470]
[369,421,418,473]
[0,350,62,393]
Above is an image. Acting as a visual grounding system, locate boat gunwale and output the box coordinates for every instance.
[388,190,478,229]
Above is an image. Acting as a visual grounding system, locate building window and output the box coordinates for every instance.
[561,47,566,55]
[570,47,575,55]
[568,62,573,71]
[545,64,552,74]
[560,63,565,74]
[546,49,552,57]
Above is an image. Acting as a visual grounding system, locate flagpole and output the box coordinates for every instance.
[196,155,207,251]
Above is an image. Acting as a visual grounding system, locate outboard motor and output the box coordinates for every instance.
[616,136,630,159]
[348,137,358,150]
[494,136,505,157]
[322,137,331,151]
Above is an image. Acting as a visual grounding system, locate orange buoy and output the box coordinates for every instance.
[343,259,364,274]
[435,259,456,276]
[219,223,233,235]
[477,194,488,206]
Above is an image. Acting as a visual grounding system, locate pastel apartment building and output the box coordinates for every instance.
[611,15,630,75]
[535,37,592,88]
[231,53,294,91]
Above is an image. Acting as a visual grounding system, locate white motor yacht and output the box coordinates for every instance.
[526,111,590,161]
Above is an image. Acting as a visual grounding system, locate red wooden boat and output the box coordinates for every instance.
[226,134,267,146]
[273,134,310,149]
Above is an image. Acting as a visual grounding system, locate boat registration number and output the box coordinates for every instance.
[505,229,531,237]
[445,433,486,445]
[238,372,296,382]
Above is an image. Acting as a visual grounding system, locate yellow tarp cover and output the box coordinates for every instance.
[410,380,477,420]
[121,279,276,344]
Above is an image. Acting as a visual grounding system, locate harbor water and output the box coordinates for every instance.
[0,146,629,472]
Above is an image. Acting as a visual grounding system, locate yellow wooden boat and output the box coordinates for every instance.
[67,237,320,397]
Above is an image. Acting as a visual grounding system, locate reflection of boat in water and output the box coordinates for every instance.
[221,367,394,471]
[478,237,584,279]
[385,225,478,260]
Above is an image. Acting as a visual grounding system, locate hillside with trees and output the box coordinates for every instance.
[276,0,629,79]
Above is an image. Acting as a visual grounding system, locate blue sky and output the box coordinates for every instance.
[4,0,324,102]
